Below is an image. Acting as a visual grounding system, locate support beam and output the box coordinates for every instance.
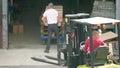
[116,0,120,60]
[2,0,8,49]
[116,0,120,19]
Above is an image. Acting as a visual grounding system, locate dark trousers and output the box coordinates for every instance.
[61,48,67,61]
[45,24,60,51]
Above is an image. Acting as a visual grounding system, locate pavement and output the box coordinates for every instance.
[0,47,66,68]
[2,18,67,68]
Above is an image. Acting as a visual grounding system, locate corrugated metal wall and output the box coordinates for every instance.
[91,0,116,18]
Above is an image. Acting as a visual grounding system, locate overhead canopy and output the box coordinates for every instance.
[72,17,120,24]
[65,13,89,18]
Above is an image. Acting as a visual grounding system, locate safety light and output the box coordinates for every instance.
[65,18,68,23]
[112,22,120,25]
[92,24,100,26]
[101,24,106,29]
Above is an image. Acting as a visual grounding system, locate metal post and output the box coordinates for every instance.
[115,0,120,58]
[65,17,72,68]
[2,0,8,49]
[116,0,120,20]
[117,24,120,60]
[115,0,120,33]
[88,24,94,68]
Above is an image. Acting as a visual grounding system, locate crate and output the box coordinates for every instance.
[18,24,24,34]
[54,5,63,23]
[13,24,24,34]
[13,24,18,34]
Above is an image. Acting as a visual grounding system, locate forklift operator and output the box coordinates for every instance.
[81,30,107,65]
[82,31,119,64]
[83,31,105,54]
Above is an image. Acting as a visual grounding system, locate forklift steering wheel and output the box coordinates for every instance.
[80,41,85,51]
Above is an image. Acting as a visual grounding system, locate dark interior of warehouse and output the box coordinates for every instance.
[7,0,95,49]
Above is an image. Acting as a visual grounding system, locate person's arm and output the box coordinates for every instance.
[57,11,62,26]
[83,39,89,53]
[41,16,48,26]
[41,10,48,26]
[57,14,62,22]
[98,38,105,45]
[98,38,109,49]
[41,16,45,22]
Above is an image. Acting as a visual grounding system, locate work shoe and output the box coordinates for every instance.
[44,50,49,53]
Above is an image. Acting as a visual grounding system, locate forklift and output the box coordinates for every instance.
[65,16,120,68]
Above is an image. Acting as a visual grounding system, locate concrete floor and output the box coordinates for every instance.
[8,25,41,49]
[0,48,66,68]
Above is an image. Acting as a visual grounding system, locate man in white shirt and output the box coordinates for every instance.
[42,3,60,53]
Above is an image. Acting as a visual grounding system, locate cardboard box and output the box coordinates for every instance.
[13,24,24,34]
[13,24,18,34]
[54,5,63,23]
[18,24,24,34]
[100,31,118,43]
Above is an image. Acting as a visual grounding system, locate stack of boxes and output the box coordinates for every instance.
[54,5,63,23]
[13,24,24,34]
[54,5,64,35]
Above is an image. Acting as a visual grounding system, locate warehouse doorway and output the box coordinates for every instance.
[9,0,40,49]
[7,0,94,49]
[8,0,63,49]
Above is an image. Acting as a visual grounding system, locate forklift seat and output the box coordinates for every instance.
[85,46,108,66]
[93,46,108,65]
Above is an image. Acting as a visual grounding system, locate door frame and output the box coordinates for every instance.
[2,0,8,49]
